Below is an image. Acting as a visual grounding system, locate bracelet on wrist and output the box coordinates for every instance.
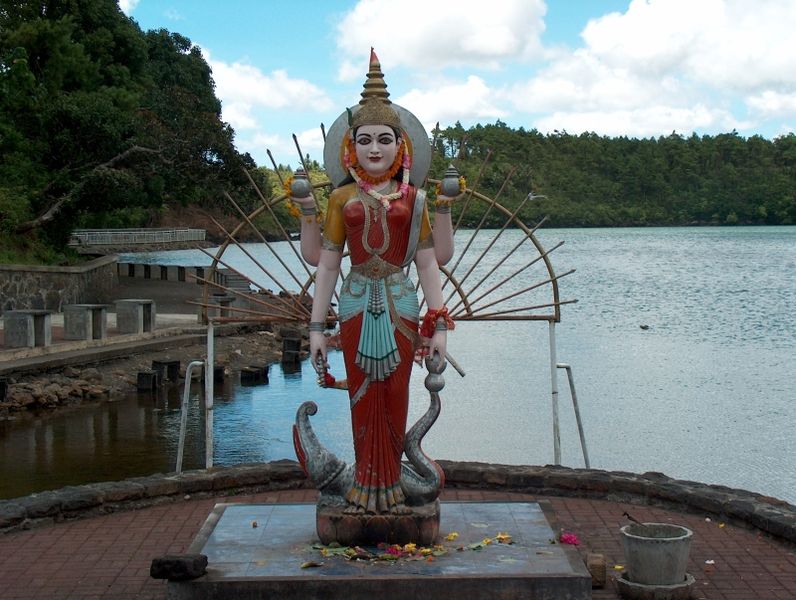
[420,306,455,338]
[308,321,325,332]
[435,204,451,214]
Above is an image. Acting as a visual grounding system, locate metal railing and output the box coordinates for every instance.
[175,324,216,474]
[554,360,591,468]
[68,228,206,246]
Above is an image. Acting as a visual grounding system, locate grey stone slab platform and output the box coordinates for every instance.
[168,502,591,600]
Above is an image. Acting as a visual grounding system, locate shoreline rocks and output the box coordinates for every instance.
[0,322,305,417]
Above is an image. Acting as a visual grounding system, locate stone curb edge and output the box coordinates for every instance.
[1,460,793,545]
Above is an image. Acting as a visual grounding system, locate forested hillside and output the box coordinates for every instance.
[429,122,796,228]
[2,2,794,265]
[0,0,266,262]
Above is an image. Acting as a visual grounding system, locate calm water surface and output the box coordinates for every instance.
[2,227,794,502]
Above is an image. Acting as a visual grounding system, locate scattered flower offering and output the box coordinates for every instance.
[310,530,513,567]
[559,531,581,546]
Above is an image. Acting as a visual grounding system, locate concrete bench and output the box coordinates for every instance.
[115,299,156,334]
[63,304,110,341]
[3,310,53,348]
[197,294,236,321]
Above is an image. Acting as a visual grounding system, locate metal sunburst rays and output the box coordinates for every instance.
[193,128,577,326]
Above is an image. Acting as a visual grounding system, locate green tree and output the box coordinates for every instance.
[0,0,259,259]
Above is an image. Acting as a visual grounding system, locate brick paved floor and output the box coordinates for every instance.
[1,488,794,599]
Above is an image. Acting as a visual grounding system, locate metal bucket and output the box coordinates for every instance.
[619,522,693,585]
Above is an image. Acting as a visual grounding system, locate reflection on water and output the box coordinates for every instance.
[0,355,349,500]
[2,227,794,503]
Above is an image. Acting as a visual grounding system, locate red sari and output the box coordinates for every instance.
[330,183,430,513]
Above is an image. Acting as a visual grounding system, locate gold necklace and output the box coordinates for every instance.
[359,187,390,255]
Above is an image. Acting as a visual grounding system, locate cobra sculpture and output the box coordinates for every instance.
[293,354,446,508]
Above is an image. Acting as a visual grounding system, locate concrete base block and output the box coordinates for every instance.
[116,299,156,334]
[63,304,108,341]
[3,310,52,348]
[165,266,182,281]
[137,370,161,391]
[240,366,268,385]
[152,360,181,382]
[316,500,439,546]
[167,502,591,600]
[616,572,696,599]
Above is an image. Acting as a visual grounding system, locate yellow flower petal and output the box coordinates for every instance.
[445,532,459,541]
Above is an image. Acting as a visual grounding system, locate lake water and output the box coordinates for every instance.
[2,226,794,503]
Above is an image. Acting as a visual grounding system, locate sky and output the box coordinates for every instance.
[121,0,796,167]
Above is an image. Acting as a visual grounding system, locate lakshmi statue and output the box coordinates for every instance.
[290,50,459,539]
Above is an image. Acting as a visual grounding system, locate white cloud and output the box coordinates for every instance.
[202,51,333,135]
[164,8,184,21]
[396,76,506,130]
[582,0,796,91]
[118,0,139,15]
[533,105,741,138]
[507,0,796,137]
[746,91,796,119]
[510,52,661,114]
[335,0,546,79]
[236,126,326,168]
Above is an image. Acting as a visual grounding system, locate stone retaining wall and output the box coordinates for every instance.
[1,461,793,545]
[0,255,118,315]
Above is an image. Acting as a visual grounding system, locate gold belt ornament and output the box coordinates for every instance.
[351,256,401,280]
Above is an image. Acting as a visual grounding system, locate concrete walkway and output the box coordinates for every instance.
[1,487,794,600]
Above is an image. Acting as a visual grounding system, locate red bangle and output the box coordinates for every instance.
[420,306,455,338]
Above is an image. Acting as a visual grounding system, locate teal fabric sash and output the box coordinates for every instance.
[339,271,419,381]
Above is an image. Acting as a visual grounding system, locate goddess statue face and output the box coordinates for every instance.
[354,125,400,178]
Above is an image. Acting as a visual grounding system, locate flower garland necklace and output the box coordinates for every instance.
[345,136,412,210]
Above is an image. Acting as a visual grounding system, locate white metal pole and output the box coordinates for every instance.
[176,361,205,474]
[558,363,591,468]
[205,320,215,468]
[548,320,561,465]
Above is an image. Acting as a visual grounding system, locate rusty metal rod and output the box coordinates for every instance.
[448,215,548,314]
[442,166,517,292]
[459,269,576,317]
[191,257,306,320]
[186,299,302,320]
[292,133,321,212]
[454,299,578,320]
[207,213,311,317]
[266,149,286,186]
[241,168,315,280]
[191,277,303,322]
[463,241,566,312]
[443,190,533,307]
[453,149,492,234]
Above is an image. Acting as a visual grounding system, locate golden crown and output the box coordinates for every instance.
[350,49,402,130]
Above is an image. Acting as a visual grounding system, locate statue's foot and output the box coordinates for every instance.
[343,503,366,515]
[390,503,413,515]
